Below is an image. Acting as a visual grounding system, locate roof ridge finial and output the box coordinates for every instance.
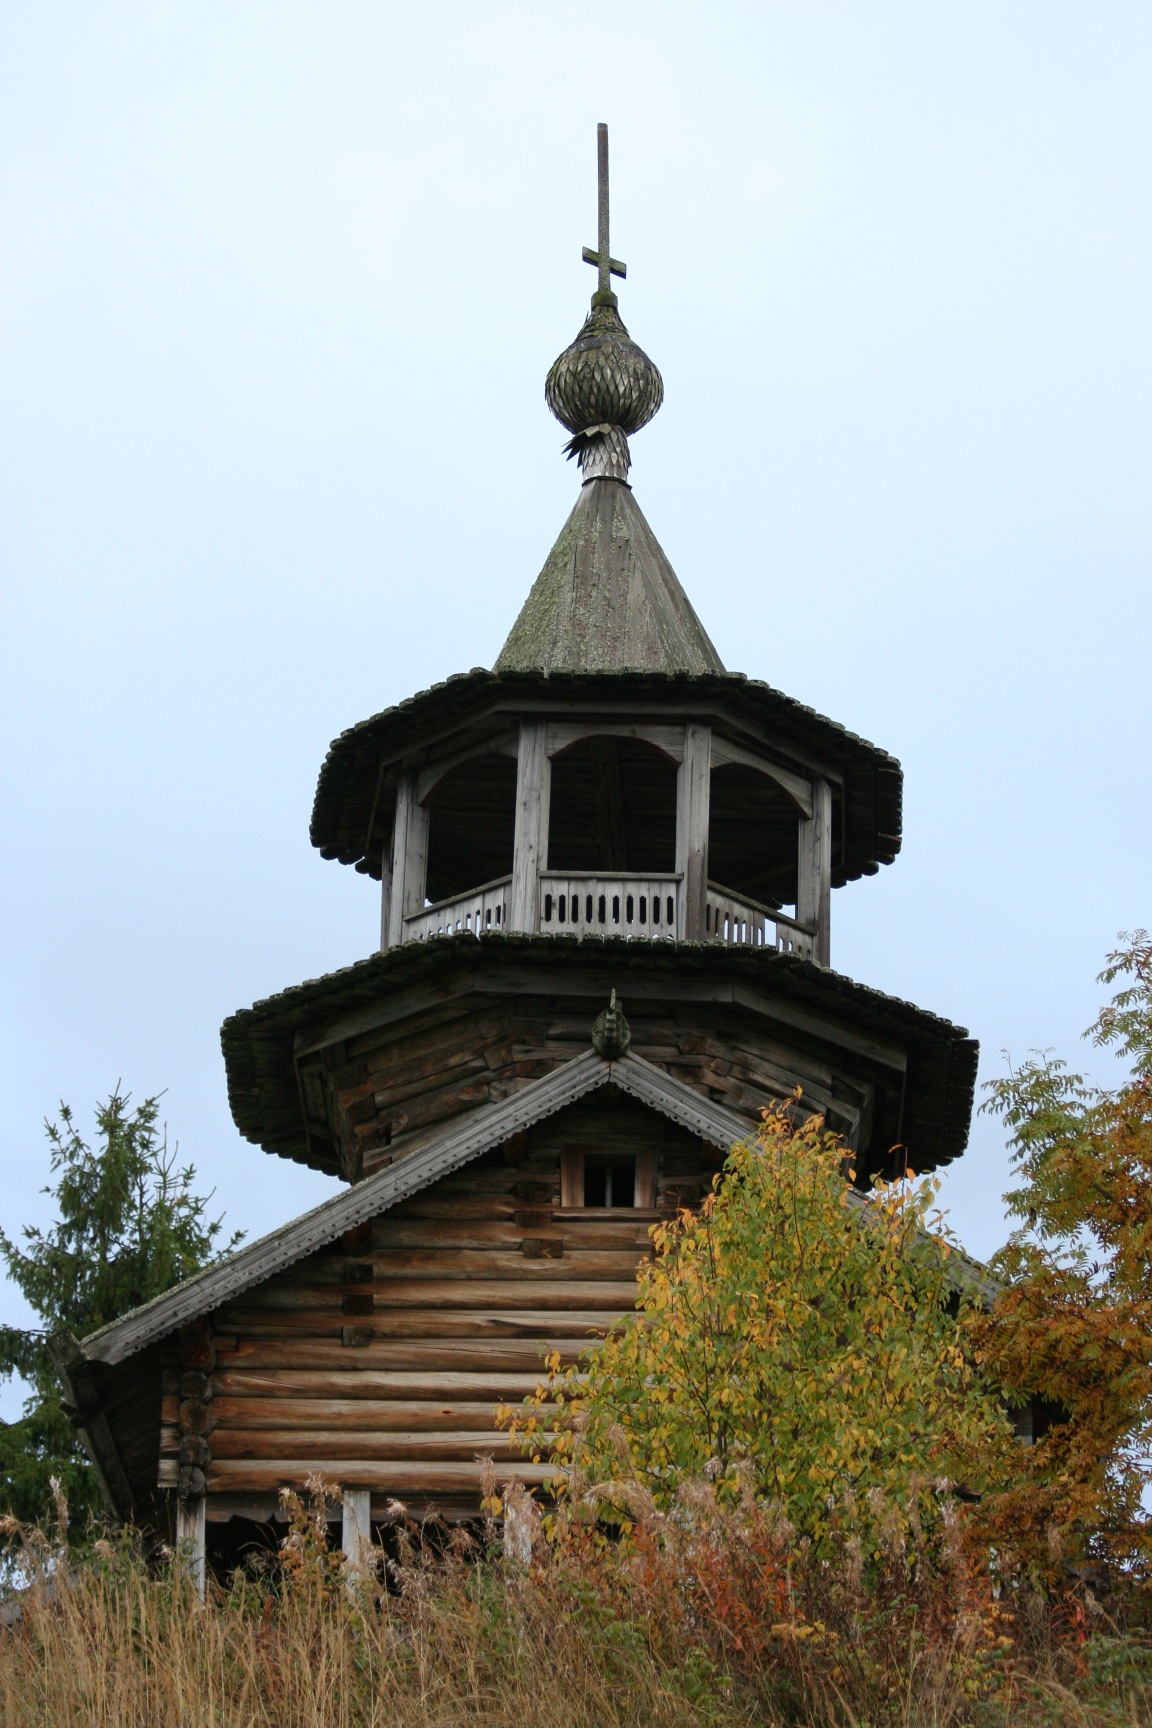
[582,122,626,310]
[544,124,663,487]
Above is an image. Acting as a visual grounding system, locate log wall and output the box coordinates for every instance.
[200,1088,711,1520]
[297,992,875,1183]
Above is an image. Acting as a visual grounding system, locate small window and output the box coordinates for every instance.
[560,1148,658,1209]
[583,1155,636,1208]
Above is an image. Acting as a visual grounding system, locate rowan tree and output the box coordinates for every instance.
[971,932,1152,1576]
[512,1102,1016,1563]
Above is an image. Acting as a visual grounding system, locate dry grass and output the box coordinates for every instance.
[2,1487,1151,1728]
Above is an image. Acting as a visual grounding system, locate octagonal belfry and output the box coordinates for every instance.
[59,127,979,1568]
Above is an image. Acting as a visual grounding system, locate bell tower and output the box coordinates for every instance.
[226,124,975,1191]
[64,129,983,1560]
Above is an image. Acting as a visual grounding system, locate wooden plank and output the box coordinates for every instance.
[342,1488,373,1577]
[386,772,430,946]
[206,1460,558,1494]
[508,720,550,932]
[796,777,832,967]
[175,1496,206,1599]
[675,723,711,940]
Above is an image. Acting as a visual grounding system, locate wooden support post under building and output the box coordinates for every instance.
[676,722,711,941]
[509,721,551,933]
[797,778,832,966]
[385,772,430,948]
[176,1496,206,1600]
[341,1488,373,1580]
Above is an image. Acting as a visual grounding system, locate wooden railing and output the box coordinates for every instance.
[400,871,816,958]
[704,884,816,958]
[539,873,681,940]
[403,876,512,943]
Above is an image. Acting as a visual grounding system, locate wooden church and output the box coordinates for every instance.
[54,129,979,1580]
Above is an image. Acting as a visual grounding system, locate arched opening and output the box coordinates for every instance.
[708,763,801,908]
[547,736,678,873]
[423,754,517,904]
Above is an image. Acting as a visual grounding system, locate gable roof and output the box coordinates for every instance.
[71,1043,997,1374]
[494,479,726,676]
[74,1049,745,1369]
[221,931,979,1179]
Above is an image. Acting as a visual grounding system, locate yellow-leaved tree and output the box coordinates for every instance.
[510,1103,1017,1562]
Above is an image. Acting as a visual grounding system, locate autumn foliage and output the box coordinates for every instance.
[510,1102,1017,1566]
[972,931,1152,1579]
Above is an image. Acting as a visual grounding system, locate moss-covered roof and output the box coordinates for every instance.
[221,931,977,1180]
[309,668,903,886]
[494,479,725,675]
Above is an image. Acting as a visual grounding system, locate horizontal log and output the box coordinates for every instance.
[212,1429,534,1462]
[216,1369,559,1400]
[228,1279,638,1315]
[224,1337,590,1373]
[205,1459,558,1494]
[220,1308,620,1344]
[386,1195,520,1221]
[308,1221,657,1255]
[212,1398,553,1432]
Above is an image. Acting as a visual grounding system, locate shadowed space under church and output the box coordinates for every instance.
[52,127,978,1584]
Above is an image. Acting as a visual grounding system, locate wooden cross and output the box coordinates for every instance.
[581,123,627,299]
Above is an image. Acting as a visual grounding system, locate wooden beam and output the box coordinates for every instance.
[508,721,550,932]
[675,723,711,940]
[341,1488,373,1579]
[797,778,832,966]
[709,736,814,815]
[176,1496,206,1600]
[386,773,430,947]
[544,722,686,762]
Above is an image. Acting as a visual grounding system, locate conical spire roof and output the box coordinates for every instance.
[496,124,723,677]
[494,478,725,674]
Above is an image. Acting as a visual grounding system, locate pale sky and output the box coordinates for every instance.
[2,3,1149,1389]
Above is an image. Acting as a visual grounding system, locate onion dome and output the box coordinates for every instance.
[545,302,664,438]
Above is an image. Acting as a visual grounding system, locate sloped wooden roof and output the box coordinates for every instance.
[494,478,725,675]
[220,931,978,1179]
[309,669,902,886]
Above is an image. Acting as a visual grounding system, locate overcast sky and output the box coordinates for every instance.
[2,3,1149,1391]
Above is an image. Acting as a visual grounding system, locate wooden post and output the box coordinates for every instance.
[176,1496,206,1600]
[675,723,711,941]
[385,772,429,947]
[508,721,551,933]
[797,778,832,965]
[378,840,394,952]
[341,1488,373,1581]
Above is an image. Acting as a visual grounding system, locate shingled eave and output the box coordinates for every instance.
[308,668,903,887]
[221,930,977,1179]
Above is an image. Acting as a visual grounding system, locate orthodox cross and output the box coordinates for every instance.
[582,122,627,298]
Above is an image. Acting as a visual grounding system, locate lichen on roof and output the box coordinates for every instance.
[494,479,726,675]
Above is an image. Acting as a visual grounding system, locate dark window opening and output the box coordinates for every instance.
[548,737,677,873]
[424,754,517,904]
[708,762,802,908]
[584,1155,636,1208]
